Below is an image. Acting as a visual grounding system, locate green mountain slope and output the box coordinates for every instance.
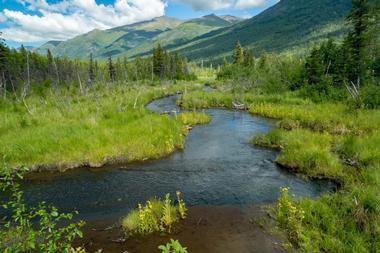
[36,15,241,59]
[172,0,352,61]
[36,16,183,59]
[122,14,239,58]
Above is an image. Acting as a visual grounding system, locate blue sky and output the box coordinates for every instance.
[0,0,278,48]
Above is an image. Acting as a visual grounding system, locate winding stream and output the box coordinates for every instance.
[21,95,334,221]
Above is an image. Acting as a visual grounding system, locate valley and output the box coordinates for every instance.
[0,0,379,252]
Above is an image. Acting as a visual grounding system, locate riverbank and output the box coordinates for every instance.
[78,205,286,253]
[180,88,380,251]
[0,83,206,172]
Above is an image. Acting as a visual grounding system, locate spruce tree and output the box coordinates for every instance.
[174,52,182,79]
[243,49,255,67]
[108,56,116,82]
[88,53,95,84]
[345,0,371,84]
[153,44,164,77]
[123,56,128,80]
[0,32,7,76]
[233,41,244,65]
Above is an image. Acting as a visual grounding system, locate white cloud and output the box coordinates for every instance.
[173,0,232,11]
[235,0,267,9]
[0,13,6,22]
[1,0,166,42]
[173,0,276,11]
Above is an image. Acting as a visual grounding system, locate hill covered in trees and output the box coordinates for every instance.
[175,0,353,61]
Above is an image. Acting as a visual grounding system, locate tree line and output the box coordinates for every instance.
[0,36,195,98]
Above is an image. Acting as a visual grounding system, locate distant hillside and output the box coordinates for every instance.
[36,15,241,59]
[122,14,239,59]
[173,0,352,62]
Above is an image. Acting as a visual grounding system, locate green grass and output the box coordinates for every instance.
[177,112,211,126]
[0,83,198,170]
[254,129,344,180]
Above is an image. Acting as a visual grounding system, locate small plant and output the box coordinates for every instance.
[277,187,305,245]
[176,191,187,219]
[158,239,188,253]
[122,192,187,236]
[160,194,178,233]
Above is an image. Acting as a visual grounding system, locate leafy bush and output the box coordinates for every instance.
[158,239,188,253]
[0,166,85,253]
[122,192,187,236]
[361,84,380,109]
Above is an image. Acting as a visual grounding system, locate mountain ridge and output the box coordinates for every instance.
[36,14,241,59]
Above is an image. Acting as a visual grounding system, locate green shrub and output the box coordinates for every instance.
[0,166,86,252]
[361,84,380,109]
[158,239,188,253]
[122,192,187,236]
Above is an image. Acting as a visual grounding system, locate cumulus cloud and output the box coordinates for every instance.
[174,0,232,11]
[1,0,166,42]
[173,0,278,11]
[235,0,267,9]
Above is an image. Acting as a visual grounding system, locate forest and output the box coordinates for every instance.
[0,0,380,252]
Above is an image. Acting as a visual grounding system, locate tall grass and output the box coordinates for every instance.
[254,129,344,180]
[177,112,211,126]
[0,84,194,170]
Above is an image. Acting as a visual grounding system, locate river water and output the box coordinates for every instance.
[21,95,334,221]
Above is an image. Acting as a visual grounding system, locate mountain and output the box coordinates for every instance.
[220,15,244,24]
[36,41,62,54]
[36,15,241,59]
[122,14,240,59]
[36,16,183,58]
[173,0,353,61]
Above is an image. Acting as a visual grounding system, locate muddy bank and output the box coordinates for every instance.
[79,205,286,253]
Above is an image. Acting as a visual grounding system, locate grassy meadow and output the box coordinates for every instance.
[180,88,380,252]
[0,83,206,171]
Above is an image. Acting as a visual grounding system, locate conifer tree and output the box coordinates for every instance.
[47,49,54,76]
[153,44,164,77]
[88,53,95,84]
[123,56,128,80]
[108,56,116,82]
[243,49,255,67]
[233,41,244,65]
[0,32,7,77]
[170,55,175,80]
[345,0,371,84]
[174,52,182,79]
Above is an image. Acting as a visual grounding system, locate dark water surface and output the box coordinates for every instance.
[21,96,334,221]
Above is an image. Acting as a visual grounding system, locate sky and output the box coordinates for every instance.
[0,0,279,48]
